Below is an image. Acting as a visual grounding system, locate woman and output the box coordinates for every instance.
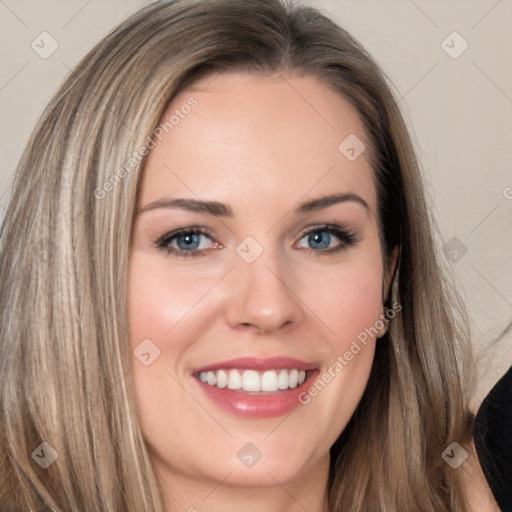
[0,0,498,510]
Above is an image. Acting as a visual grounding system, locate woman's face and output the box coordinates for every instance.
[129,72,388,498]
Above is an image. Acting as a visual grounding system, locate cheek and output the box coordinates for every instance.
[296,252,384,349]
[126,254,231,438]
[323,272,381,331]
[127,255,217,345]
[127,256,204,463]
[290,249,384,439]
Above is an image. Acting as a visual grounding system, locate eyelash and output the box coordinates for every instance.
[295,224,359,256]
[156,227,215,258]
[155,224,359,258]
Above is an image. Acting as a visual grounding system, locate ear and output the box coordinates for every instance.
[377,246,399,338]
[382,245,399,306]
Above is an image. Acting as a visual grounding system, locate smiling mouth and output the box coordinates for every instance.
[195,368,308,393]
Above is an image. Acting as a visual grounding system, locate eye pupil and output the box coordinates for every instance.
[308,231,330,249]
[177,233,200,250]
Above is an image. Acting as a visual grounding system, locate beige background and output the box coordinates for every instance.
[0,0,511,400]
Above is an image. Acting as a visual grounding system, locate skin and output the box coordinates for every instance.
[128,72,395,512]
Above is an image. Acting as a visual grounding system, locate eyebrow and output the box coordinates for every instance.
[295,193,369,213]
[139,192,369,217]
[139,198,233,217]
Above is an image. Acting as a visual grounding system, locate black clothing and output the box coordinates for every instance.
[474,366,512,511]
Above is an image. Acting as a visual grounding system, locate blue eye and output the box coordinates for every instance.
[175,233,201,250]
[156,227,218,257]
[307,231,332,249]
[156,224,357,258]
[296,225,358,253]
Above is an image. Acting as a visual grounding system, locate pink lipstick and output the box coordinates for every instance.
[192,357,318,418]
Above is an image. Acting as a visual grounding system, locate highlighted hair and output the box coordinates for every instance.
[0,0,474,509]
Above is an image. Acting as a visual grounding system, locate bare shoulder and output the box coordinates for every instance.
[460,441,500,512]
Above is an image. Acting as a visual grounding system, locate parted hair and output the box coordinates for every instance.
[0,0,474,510]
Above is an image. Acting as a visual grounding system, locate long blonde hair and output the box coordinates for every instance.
[0,0,474,510]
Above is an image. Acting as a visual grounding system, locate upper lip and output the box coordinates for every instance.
[192,356,317,374]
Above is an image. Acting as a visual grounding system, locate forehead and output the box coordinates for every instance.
[138,72,376,215]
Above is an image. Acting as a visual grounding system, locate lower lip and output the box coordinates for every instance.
[194,371,318,419]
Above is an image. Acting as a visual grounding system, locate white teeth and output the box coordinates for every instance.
[228,369,242,390]
[216,369,228,388]
[242,370,261,392]
[198,368,309,392]
[289,369,298,388]
[261,370,278,392]
[277,369,289,390]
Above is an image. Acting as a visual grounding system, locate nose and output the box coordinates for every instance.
[224,251,304,334]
